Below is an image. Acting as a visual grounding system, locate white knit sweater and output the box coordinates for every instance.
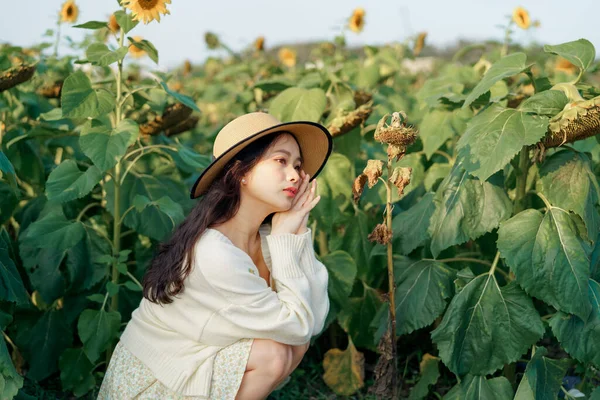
[118,224,330,397]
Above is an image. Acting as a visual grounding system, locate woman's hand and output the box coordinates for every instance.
[271,170,320,236]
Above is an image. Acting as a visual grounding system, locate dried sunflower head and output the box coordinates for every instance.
[512,7,530,29]
[123,0,171,24]
[374,112,418,148]
[368,223,392,245]
[348,8,365,33]
[327,102,373,137]
[60,0,79,24]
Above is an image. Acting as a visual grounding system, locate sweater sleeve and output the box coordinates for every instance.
[298,228,330,337]
[199,233,315,346]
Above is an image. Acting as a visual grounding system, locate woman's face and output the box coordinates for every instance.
[242,134,303,212]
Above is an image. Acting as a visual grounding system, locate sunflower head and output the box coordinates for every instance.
[183,60,192,76]
[205,32,221,49]
[123,0,171,24]
[348,8,365,33]
[129,36,146,58]
[108,13,120,33]
[278,48,297,68]
[413,32,427,56]
[512,7,531,29]
[254,36,265,52]
[60,0,79,24]
[555,57,577,75]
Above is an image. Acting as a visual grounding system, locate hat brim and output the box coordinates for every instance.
[190,121,332,199]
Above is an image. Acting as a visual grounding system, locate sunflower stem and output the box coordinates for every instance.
[53,20,61,57]
[385,150,398,398]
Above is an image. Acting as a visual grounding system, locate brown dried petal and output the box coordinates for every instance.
[387,144,406,162]
[140,103,193,136]
[390,167,412,197]
[164,116,199,137]
[352,173,368,203]
[353,90,373,107]
[368,223,392,245]
[363,159,383,188]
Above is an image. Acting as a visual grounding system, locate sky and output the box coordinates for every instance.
[1,0,598,69]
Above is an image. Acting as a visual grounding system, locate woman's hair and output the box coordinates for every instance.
[142,131,301,304]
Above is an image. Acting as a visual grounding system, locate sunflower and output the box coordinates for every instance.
[254,36,265,52]
[60,0,79,24]
[512,7,530,29]
[413,32,427,56]
[108,13,120,33]
[123,0,171,24]
[348,8,365,33]
[555,57,577,75]
[278,48,296,68]
[183,60,192,76]
[129,36,146,58]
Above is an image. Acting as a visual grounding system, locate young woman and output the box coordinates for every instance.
[98,112,333,399]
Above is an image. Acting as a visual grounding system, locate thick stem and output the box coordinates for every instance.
[385,155,398,398]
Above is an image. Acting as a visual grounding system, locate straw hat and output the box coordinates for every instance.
[190,112,332,199]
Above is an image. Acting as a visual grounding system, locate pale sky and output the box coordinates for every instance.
[1,0,598,69]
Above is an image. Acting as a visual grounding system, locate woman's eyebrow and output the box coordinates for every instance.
[273,149,303,163]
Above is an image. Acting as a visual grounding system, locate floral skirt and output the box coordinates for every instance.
[98,338,254,399]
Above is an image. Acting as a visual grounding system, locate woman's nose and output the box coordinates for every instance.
[288,167,299,182]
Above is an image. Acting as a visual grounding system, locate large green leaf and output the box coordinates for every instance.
[463,53,530,108]
[336,210,374,282]
[321,251,357,311]
[73,20,108,29]
[0,235,28,305]
[22,246,66,303]
[27,310,73,380]
[105,173,185,241]
[61,71,98,118]
[78,309,121,363]
[132,194,185,230]
[86,43,128,66]
[392,192,436,255]
[513,346,569,400]
[537,150,600,240]
[337,286,383,351]
[313,152,354,229]
[45,160,103,203]
[549,279,600,367]
[159,81,199,112]
[428,161,512,258]
[456,105,548,181]
[444,375,514,400]
[128,36,159,64]
[0,151,15,176]
[20,210,85,251]
[431,275,544,376]
[79,119,137,172]
[519,90,569,116]
[497,208,592,320]
[114,10,138,34]
[0,337,23,399]
[544,39,596,73]
[415,65,478,108]
[394,256,455,335]
[269,87,327,122]
[59,348,96,397]
[419,109,470,160]
[408,354,440,400]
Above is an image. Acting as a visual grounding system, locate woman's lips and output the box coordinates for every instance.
[283,189,297,197]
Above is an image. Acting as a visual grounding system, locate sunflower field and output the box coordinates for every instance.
[1,1,600,399]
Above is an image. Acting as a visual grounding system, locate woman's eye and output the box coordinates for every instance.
[295,165,301,171]
[276,159,286,164]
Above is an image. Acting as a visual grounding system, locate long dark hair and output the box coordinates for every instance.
[143,131,301,304]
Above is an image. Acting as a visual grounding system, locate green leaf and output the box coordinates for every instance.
[356,63,380,88]
[0,151,16,176]
[0,238,28,305]
[513,346,569,400]
[394,256,455,335]
[322,338,365,396]
[106,281,119,297]
[45,160,103,203]
[87,294,105,303]
[269,87,327,122]
[27,310,73,380]
[415,65,478,108]
[337,210,374,282]
[463,53,530,108]
[337,286,383,351]
[128,36,158,64]
[114,10,138,34]
[431,276,544,376]
[419,110,455,160]
[544,39,596,73]
[79,120,134,172]
[392,192,436,255]
[20,211,85,251]
[444,375,514,400]
[313,153,354,228]
[497,209,592,320]
[73,21,108,29]
[61,71,98,118]
[159,81,199,112]
[321,251,357,311]
[78,309,121,363]
[456,105,548,181]
[537,150,600,241]
[409,354,440,400]
[428,161,512,258]
[123,281,141,291]
[0,337,23,399]
[252,79,293,92]
[86,43,128,66]
[424,163,452,192]
[549,279,600,367]
[519,90,569,116]
[59,348,95,397]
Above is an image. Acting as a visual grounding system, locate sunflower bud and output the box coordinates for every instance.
[205,32,221,49]
[389,167,412,196]
[0,65,36,92]
[352,174,368,203]
[327,102,373,137]
[368,223,392,245]
[363,160,383,188]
